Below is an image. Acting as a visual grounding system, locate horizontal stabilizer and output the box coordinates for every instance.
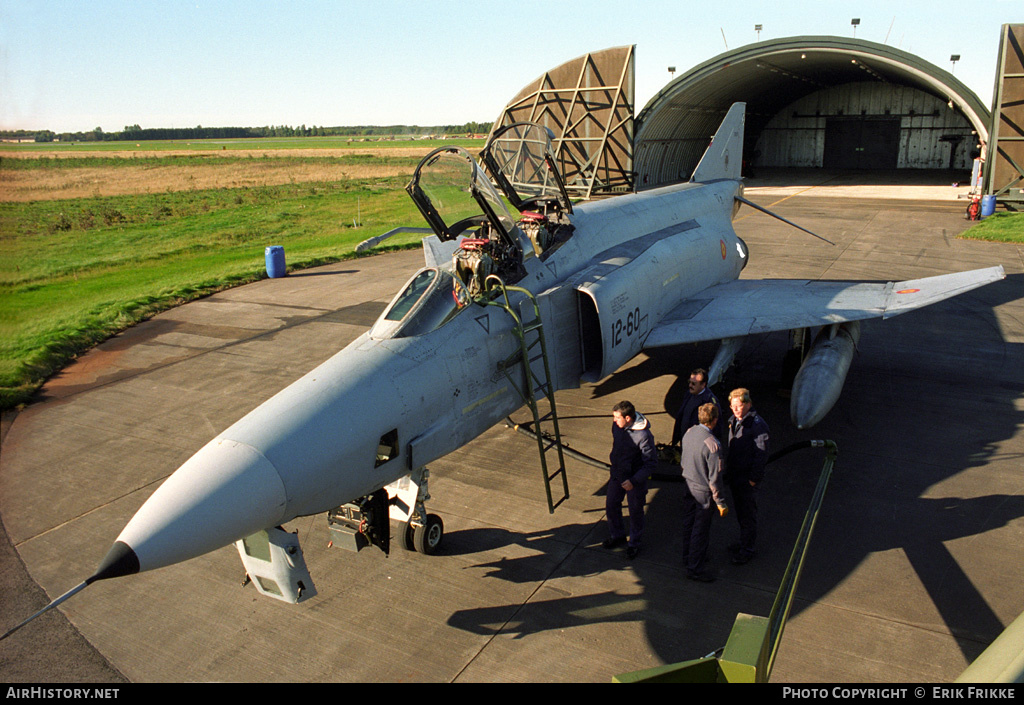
[355,227,432,253]
[644,266,1005,348]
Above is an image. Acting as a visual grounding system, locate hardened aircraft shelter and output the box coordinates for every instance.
[491,39,994,197]
[634,36,991,189]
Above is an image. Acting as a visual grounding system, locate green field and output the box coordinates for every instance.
[0,142,470,410]
[0,135,483,154]
[960,211,1024,243]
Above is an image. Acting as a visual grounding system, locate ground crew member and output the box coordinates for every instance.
[670,367,723,447]
[604,400,657,560]
[726,388,769,565]
[680,403,728,582]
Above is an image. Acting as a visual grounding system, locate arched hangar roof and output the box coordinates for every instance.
[634,36,991,187]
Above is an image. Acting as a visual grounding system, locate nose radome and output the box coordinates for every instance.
[114,439,289,573]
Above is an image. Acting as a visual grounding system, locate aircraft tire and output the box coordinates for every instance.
[413,514,444,555]
[401,523,416,551]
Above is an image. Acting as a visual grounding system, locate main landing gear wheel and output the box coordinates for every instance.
[411,514,444,555]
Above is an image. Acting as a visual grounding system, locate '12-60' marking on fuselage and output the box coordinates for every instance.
[611,307,642,347]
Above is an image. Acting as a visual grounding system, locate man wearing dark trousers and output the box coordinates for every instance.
[726,388,770,565]
[680,403,729,582]
[604,400,657,560]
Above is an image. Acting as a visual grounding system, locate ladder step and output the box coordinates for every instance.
[546,465,566,480]
[549,494,569,511]
[544,467,569,483]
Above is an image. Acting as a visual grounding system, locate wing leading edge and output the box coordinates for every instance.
[643,266,1006,348]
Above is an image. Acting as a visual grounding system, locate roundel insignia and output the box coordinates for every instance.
[896,288,920,294]
[720,240,727,259]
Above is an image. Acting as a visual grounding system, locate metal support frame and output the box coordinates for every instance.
[985,24,1024,206]
[491,46,635,200]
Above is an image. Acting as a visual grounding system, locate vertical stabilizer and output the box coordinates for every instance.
[690,103,745,183]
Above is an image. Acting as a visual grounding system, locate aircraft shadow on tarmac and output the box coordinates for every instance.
[447,273,1024,669]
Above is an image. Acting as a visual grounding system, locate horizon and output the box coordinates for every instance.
[0,122,494,138]
[2,1,1019,134]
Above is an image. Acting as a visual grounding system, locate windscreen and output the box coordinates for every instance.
[372,268,462,339]
[384,269,436,322]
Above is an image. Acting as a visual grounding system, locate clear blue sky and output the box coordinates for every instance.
[1,0,1019,133]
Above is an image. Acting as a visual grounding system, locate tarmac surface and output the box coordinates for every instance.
[2,175,1023,683]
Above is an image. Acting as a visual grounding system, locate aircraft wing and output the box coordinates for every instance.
[643,266,1005,348]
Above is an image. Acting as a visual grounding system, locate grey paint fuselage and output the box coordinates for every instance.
[114,178,747,573]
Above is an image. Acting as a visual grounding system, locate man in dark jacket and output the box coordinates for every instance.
[681,403,729,581]
[604,400,657,559]
[670,368,723,447]
[725,388,770,565]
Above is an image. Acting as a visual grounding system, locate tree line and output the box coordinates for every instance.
[3,121,493,144]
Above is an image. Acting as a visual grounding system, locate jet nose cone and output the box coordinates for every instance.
[92,541,140,582]
[115,439,288,573]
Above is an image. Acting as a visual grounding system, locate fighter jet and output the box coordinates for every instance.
[1,103,1004,635]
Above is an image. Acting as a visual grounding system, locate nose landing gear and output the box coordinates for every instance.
[393,466,444,555]
[327,466,445,556]
[406,512,444,555]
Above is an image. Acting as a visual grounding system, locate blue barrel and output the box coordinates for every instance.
[981,195,997,218]
[265,246,286,278]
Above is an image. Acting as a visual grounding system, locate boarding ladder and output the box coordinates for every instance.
[484,275,569,513]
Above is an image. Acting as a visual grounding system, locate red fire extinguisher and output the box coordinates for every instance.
[966,195,981,221]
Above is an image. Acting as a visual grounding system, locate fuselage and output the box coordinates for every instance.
[114,177,748,573]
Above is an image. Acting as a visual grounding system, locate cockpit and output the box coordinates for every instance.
[371,122,576,340]
[369,267,461,340]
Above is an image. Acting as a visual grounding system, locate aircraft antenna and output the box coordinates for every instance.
[736,196,835,245]
[1,580,91,642]
[2,540,138,641]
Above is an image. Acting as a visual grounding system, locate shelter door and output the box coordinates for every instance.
[824,118,900,169]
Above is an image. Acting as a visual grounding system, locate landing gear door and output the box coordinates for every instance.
[236,527,317,604]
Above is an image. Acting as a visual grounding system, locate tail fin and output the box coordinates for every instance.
[690,102,745,183]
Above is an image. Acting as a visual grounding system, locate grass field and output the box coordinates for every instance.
[960,211,1024,243]
[0,135,482,154]
[0,138,481,409]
